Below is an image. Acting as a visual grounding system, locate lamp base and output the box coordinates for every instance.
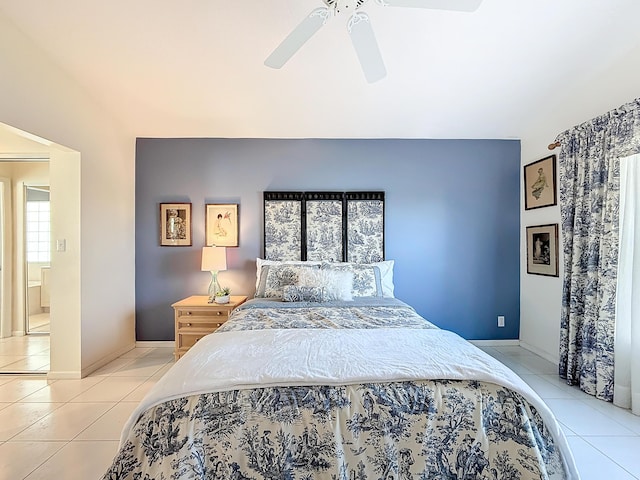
[207,270,221,303]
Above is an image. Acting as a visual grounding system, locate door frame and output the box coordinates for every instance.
[23,183,51,335]
[0,177,11,339]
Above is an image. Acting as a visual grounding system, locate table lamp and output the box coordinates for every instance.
[201,246,227,303]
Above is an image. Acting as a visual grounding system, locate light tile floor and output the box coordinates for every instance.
[0,344,638,479]
[0,335,50,374]
[481,346,640,479]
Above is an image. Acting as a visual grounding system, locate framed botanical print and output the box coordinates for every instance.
[526,223,559,276]
[160,202,192,246]
[524,155,557,210]
[206,204,239,247]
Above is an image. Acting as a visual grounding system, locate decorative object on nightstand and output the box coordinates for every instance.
[201,246,227,303]
[172,295,247,360]
[214,287,231,304]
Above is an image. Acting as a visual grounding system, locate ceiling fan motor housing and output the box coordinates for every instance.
[324,0,368,14]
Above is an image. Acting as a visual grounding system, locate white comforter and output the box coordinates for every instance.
[121,327,579,479]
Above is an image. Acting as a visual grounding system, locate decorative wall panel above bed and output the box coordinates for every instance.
[264,191,384,263]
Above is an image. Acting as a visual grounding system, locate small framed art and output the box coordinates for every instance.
[160,203,192,246]
[524,155,557,210]
[526,223,559,276]
[206,204,239,247]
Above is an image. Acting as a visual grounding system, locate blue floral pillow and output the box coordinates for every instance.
[321,262,382,297]
[255,264,320,298]
[282,285,325,302]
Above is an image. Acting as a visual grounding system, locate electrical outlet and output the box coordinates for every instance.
[498,315,505,327]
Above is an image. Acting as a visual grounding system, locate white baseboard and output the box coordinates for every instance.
[48,342,136,379]
[12,330,25,337]
[469,339,520,347]
[80,342,137,377]
[519,341,559,365]
[48,342,171,379]
[47,370,83,379]
[136,341,174,348]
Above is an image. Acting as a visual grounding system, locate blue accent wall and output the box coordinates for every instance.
[135,138,520,341]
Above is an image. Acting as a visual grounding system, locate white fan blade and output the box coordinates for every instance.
[348,12,386,83]
[380,0,482,12]
[265,7,330,69]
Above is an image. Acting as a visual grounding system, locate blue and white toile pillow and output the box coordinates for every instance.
[297,268,353,301]
[255,264,320,298]
[321,262,383,297]
[282,285,325,302]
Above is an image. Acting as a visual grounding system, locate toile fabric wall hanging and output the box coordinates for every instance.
[263,191,384,264]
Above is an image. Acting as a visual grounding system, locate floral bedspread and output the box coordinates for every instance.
[104,380,566,480]
[102,299,576,480]
[217,297,438,332]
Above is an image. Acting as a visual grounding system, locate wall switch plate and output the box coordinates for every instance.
[56,239,66,252]
[498,315,505,327]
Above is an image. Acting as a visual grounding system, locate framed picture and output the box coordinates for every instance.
[526,224,559,276]
[206,204,239,247]
[524,155,557,210]
[160,203,192,246]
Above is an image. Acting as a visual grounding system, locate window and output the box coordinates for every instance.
[26,196,50,263]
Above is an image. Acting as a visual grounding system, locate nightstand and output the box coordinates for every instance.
[172,295,247,360]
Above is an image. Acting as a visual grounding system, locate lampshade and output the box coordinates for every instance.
[201,246,227,272]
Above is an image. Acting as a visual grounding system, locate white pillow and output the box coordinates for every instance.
[297,268,353,301]
[372,260,395,298]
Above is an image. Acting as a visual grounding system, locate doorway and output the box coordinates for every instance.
[0,161,50,374]
[25,185,51,335]
[0,122,83,378]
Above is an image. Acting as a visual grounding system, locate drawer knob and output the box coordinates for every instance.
[217,311,222,316]
[185,323,192,327]
[185,311,192,316]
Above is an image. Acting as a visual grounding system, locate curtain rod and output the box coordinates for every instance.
[548,141,561,150]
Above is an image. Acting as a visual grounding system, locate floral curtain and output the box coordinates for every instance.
[555,98,640,401]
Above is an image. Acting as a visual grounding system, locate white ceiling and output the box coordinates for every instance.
[1,0,639,139]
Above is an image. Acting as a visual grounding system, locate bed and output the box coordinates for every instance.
[103,260,579,480]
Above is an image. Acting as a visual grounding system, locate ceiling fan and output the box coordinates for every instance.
[264,0,483,83]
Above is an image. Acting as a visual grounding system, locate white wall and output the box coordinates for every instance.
[519,43,640,363]
[0,12,136,377]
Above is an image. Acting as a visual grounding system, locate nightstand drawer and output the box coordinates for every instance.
[177,318,227,331]
[178,331,212,350]
[177,311,229,326]
[178,309,228,319]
